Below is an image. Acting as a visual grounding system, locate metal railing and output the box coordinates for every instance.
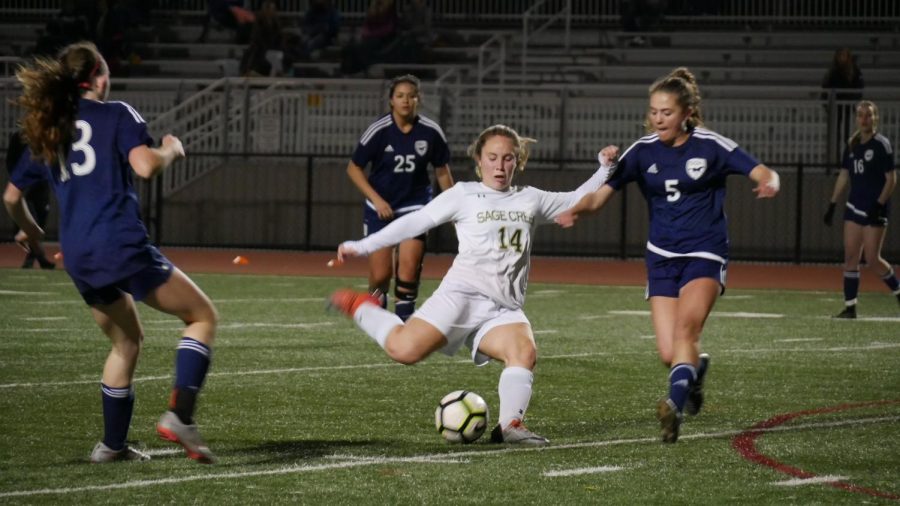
[521,0,571,82]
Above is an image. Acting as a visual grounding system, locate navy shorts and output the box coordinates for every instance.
[72,247,174,306]
[364,206,427,242]
[646,255,726,298]
[843,205,889,227]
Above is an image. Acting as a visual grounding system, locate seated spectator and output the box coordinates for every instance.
[300,0,341,59]
[197,0,255,44]
[240,0,285,76]
[340,0,398,75]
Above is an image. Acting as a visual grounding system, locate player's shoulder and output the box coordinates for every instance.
[873,133,893,154]
[691,127,739,152]
[104,100,147,124]
[416,114,447,142]
[620,133,659,159]
[359,113,393,145]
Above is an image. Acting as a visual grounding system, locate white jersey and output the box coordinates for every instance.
[343,166,608,310]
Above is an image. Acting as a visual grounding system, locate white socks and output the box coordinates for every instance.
[353,303,403,349]
[498,366,534,428]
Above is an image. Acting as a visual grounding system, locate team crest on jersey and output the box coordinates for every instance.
[415,140,428,156]
[864,149,874,161]
[685,158,707,180]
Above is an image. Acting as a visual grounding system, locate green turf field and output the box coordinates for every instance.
[1,268,898,504]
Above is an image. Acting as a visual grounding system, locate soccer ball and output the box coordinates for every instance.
[434,390,489,443]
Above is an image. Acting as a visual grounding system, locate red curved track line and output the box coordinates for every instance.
[732,399,900,501]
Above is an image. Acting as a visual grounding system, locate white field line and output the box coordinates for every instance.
[609,310,784,318]
[533,329,558,334]
[217,322,334,329]
[772,475,850,487]
[543,465,624,477]
[776,338,823,343]
[22,316,68,321]
[0,289,55,295]
[0,416,895,499]
[213,298,324,303]
[3,343,900,390]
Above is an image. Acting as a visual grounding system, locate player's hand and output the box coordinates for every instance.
[868,202,888,227]
[752,172,780,199]
[373,199,394,221]
[161,135,185,159]
[598,145,620,168]
[337,242,360,262]
[823,202,836,226]
[14,229,44,254]
[555,210,578,228]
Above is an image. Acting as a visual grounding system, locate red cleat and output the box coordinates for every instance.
[328,289,380,318]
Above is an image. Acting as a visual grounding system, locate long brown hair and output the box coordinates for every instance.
[16,41,107,167]
[645,67,704,132]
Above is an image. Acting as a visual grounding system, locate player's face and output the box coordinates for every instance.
[478,134,518,191]
[649,92,691,146]
[390,82,419,120]
[856,105,875,134]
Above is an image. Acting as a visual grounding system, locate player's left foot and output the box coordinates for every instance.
[685,353,709,416]
[89,442,151,463]
[490,419,549,445]
[157,411,216,464]
[657,398,683,444]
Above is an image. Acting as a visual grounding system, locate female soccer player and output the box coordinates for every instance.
[4,41,218,463]
[345,74,454,322]
[330,124,610,445]
[823,100,899,318]
[556,67,781,443]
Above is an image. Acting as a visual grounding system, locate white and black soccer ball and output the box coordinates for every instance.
[434,390,489,443]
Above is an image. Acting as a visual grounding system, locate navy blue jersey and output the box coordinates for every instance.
[10,98,154,287]
[606,127,760,262]
[351,113,450,213]
[842,133,894,218]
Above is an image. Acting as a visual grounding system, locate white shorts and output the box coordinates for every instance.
[413,281,530,366]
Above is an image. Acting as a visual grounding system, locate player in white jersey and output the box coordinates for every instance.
[557,68,780,444]
[823,100,900,318]
[329,124,610,445]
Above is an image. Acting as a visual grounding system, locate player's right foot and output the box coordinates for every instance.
[657,398,683,444]
[90,441,151,463]
[685,353,709,416]
[157,411,216,464]
[489,419,549,445]
[833,305,857,319]
[327,289,380,318]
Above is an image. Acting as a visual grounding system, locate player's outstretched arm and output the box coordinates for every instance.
[130,134,185,179]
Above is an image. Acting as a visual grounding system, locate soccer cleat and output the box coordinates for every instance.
[685,353,710,416]
[156,411,216,464]
[657,398,683,444]
[327,289,381,318]
[489,419,549,445]
[90,441,151,463]
[833,305,857,319]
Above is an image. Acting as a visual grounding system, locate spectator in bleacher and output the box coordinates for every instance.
[240,0,286,76]
[339,0,398,76]
[197,0,255,44]
[556,67,781,445]
[33,0,97,58]
[821,48,864,163]
[620,0,667,45]
[96,0,146,74]
[299,0,341,60]
[823,100,899,318]
[5,132,55,270]
[343,74,453,322]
